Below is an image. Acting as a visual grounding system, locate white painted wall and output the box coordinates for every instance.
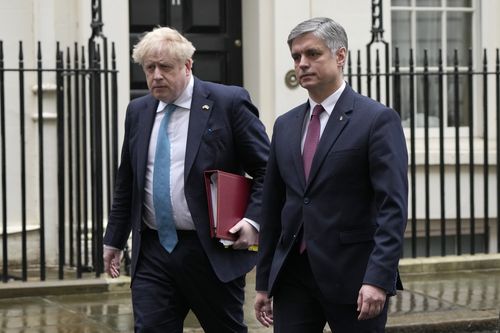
[241,0,275,134]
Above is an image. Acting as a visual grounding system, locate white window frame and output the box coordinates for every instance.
[390,0,479,141]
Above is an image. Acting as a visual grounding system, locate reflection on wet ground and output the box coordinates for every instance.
[0,269,498,333]
[390,270,500,313]
[387,269,500,333]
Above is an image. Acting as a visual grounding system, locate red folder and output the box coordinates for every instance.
[204,170,252,242]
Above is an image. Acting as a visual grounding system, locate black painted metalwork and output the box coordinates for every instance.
[0,0,118,283]
[366,0,390,107]
[56,43,65,280]
[423,50,431,257]
[66,47,74,269]
[18,42,27,281]
[438,50,446,256]
[0,2,499,283]
[409,49,417,257]
[88,0,111,276]
[0,41,7,283]
[36,41,46,281]
[482,50,489,253]
[453,50,462,255]
[0,41,118,282]
[468,49,475,254]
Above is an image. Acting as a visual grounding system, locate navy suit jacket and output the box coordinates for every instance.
[104,77,270,283]
[256,84,408,303]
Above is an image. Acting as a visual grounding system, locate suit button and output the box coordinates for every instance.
[303,197,310,204]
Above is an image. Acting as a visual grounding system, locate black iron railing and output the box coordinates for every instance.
[0,39,499,282]
[350,45,500,258]
[0,40,118,282]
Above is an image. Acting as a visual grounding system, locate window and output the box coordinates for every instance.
[391,0,474,129]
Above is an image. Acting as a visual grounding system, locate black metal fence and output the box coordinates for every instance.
[0,41,499,283]
[350,45,500,258]
[0,39,118,282]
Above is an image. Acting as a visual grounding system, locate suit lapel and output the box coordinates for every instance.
[184,78,213,180]
[306,85,354,187]
[291,103,309,188]
[136,95,158,193]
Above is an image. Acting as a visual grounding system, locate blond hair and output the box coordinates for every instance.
[132,26,196,65]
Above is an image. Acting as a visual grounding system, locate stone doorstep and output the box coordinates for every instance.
[387,308,499,326]
[399,253,500,274]
[0,275,131,299]
[1,254,500,298]
[386,315,499,333]
[324,319,499,333]
[324,309,500,332]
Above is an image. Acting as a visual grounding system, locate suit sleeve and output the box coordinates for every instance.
[255,124,286,292]
[103,107,134,249]
[229,88,270,224]
[363,108,408,294]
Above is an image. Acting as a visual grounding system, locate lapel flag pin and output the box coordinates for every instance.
[202,104,210,110]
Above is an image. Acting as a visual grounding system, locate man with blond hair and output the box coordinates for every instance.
[103,27,269,333]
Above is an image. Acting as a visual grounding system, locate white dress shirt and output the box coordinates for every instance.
[143,75,195,230]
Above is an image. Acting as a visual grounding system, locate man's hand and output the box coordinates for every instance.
[357,284,387,320]
[103,247,122,278]
[229,219,258,250]
[254,291,273,327]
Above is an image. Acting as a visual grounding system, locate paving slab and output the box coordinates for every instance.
[0,255,499,332]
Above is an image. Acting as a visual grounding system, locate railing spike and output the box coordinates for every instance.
[18,41,23,60]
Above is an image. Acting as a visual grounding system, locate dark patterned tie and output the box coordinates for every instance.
[300,104,324,253]
[303,104,324,180]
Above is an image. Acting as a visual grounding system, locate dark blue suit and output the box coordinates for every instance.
[105,77,269,332]
[256,84,408,331]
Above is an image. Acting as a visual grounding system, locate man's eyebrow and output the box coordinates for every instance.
[306,47,322,52]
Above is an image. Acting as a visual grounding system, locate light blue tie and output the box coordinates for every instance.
[153,104,178,253]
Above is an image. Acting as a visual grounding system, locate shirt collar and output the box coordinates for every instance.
[308,80,346,116]
[156,74,194,112]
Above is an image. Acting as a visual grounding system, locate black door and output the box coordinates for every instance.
[129,0,242,99]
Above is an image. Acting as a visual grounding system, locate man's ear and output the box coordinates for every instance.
[336,47,347,67]
[185,58,193,74]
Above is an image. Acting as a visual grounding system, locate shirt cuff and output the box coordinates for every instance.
[244,218,260,232]
[104,244,121,251]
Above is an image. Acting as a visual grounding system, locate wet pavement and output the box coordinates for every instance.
[0,254,499,333]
